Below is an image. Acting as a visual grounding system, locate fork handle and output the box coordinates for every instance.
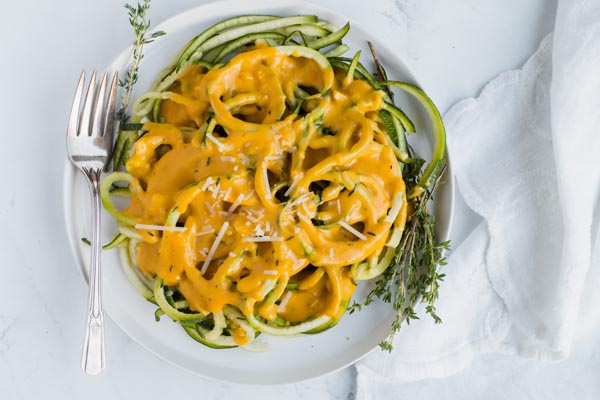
[81,168,105,375]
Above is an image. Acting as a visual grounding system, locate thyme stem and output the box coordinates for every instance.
[367,41,393,101]
[111,0,165,171]
[117,0,166,124]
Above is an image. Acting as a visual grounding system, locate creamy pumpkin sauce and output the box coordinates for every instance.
[122,46,407,327]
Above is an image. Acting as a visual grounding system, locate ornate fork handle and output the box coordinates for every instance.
[67,70,117,375]
[81,167,105,374]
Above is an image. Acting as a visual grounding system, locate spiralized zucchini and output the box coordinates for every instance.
[103,14,444,350]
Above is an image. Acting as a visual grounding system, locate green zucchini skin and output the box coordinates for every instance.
[178,15,318,69]
[153,278,206,323]
[182,324,238,349]
[213,32,286,62]
[304,300,349,334]
[177,15,280,70]
[306,22,350,49]
[80,233,127,250]
[380,81,447,194]
[246,313,333,336]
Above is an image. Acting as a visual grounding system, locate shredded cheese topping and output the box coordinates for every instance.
[338,220,368,241]
[135,224,187,232]
[201,222,229,275]
[243,236,284,242]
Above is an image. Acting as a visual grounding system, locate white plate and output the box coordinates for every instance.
[63,0,454,385]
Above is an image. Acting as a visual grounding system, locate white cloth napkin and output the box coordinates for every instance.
[356,0,600,396]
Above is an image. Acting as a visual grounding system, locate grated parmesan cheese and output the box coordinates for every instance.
[287,249,298,263]
[338,220,367,240]
[290,192,311,207]
[243,236,284,243]
[284,175,300,197]
[247,213,260,223]
[301,201,312,217]
[135,224,187,232]
[228,193,245,213]
[204,200,215,216]
[263,270,278,275]
[248,208,264,217]
[278,291,292,311]
[206,133,224,151]
[200,222,229,275]
[201,177,215,191]
[273,134,282,152]
[298,212,312,226]
[222,187,232,201]
[210,181,220,199]
[196,228,215,237]
[262,168,272,200]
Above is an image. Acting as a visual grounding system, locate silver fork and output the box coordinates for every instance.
[67,70,118,375]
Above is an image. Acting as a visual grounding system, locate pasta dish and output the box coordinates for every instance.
[100,15,446,350]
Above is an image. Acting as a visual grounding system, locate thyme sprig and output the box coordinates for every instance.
[350,163,449,352]
[117,0,166,124]
[385,164,449,350]
[348,44,450,352]
[111,0,165,171]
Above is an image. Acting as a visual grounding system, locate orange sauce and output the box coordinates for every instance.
[123,46,407,323]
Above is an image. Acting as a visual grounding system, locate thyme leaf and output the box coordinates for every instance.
[111,0,165,171]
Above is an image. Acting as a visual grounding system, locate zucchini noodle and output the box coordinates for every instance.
[103,14,443,350]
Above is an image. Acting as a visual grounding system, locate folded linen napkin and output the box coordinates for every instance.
[356,0,600,396]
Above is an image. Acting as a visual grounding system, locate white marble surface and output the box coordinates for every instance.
[8,0,599,399]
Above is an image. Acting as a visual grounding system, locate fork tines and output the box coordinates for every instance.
[67,70,118,139]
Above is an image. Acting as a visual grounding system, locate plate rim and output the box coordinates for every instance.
[63,0,455,385]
